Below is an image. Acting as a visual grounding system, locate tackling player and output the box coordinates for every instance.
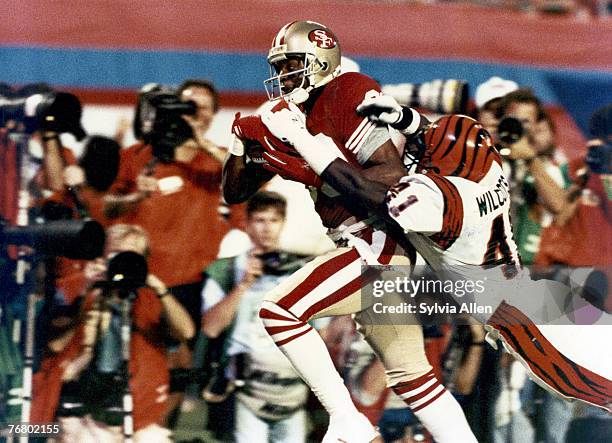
[222,20,477,443]
[259,94,612,414]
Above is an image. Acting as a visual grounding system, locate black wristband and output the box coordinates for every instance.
[470,341,486,347]
[392,106,422,136]
[390,106,412,129]
[157,291,170,300]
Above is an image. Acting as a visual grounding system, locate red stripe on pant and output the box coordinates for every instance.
[259,308,297,322]
[402,380,442,405]
[278,247,361,310]
[391,370,447,413]
[299,276,363,321]
[275,325,314,347]
[393,369,436,395]
[260,305,315,347]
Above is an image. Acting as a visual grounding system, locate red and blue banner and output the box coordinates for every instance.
[2,0,611,145]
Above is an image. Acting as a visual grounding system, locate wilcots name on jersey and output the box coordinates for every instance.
[475,174,510,217]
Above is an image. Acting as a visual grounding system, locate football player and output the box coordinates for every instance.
[223,21,477,443]
[259,94,612,414]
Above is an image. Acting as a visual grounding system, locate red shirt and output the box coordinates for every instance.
[536,158,611,268]
[111,144,242,286]
[31,285,169,430]
[45,186,109,226]
[0,129,18,224]
[536,158,612,311]
[302,72,385,229]
[42,183,110,286]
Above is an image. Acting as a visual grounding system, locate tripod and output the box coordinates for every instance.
[4,132,38,443]
[119,293,136,443]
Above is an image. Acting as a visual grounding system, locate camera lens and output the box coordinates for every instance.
[498,117,524,144]
[106,251,148,294]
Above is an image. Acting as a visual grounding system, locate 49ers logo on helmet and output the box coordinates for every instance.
[308,29,336,49]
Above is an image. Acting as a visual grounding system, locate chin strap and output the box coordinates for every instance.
[287,63,341,104]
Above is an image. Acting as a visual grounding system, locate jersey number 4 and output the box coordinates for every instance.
[483,215,519,278]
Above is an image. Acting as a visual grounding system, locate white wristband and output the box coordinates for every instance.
[293,133,341,175]
[228,134,245,156]
[24,94,44,117]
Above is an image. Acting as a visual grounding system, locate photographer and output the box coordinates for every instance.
[515,111,572,265]
[531,104,612,443]
[103,79,244,426]
[23,83,78,197]
[30,224,194,442]
[494,89,573,263]
[103,80,237,286]
[200,192,317,443]
[1,83,85,222]
[474,76,519,140]
[5,84,85,197]
[43,135,121,226]
[536,104,612,275]
[178,79,227,164]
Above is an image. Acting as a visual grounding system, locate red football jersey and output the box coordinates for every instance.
[301,72,391,229]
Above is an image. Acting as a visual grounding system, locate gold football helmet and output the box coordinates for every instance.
[264,21,342,104]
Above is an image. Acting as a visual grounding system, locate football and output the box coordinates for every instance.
[244,135,301,166]
[245,139,268,165]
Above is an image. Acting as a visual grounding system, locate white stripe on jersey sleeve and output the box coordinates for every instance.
[387,175,444,234]
[348,121,376,154]
[346,117,371,149]
[355,126,391,165]
[345,115,392,165]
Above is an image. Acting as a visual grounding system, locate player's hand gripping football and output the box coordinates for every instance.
[261,102,309,146]
[260,143,322,188]
[230,112,295,158]
[229,112,262,156]
[262,103,342,176]
[231,112,265,142]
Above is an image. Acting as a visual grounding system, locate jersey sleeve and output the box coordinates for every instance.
[386,174,444,234]
[334,73,392,165]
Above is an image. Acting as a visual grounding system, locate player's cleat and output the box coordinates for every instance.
[322,412,380,443]
[486,301,612,413]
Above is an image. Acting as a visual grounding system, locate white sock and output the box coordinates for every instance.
[259,300,359,417]
[393,370,477,443]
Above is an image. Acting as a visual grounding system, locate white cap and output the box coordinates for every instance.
[341,56,360,74]
[475,76,519,109]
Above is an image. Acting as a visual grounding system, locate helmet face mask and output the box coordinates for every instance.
[402,129,430,174]
[264,54,321,102]
[264,21,341,103]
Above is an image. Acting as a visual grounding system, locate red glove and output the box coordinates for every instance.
[261,142,322,188]
[232,112,264,140]
[231,112,293,154]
